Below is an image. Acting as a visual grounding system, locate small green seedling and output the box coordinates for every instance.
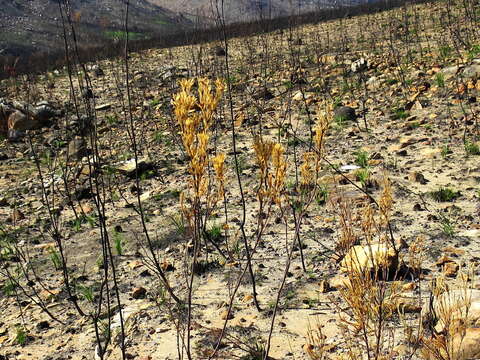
[113,228,124,256]
[439,215,455,238]
[49,248,63,270]
[465,141,480,156]
[430,187,461,202]
[435,73,445,88]
[316,185,328,205]
[354,150,369,168]
[441,144,452,159]
[15,326,27,345]
[78,285,95,303]
[355,168,370,186]
[206,225,222,243]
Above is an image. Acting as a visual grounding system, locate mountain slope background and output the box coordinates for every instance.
[147,0,378,24]
[0,0,381,58]
[0,0,192,57]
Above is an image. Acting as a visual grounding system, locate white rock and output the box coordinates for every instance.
[339,164,361,172]
[351,58,369,73]
[422,289,480,333]
[340,243,397,275]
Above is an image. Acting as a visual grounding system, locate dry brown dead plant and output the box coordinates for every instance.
[420,268,480,360]
[304,320,329,360]
[330,175,412,360]
[172,77,227,358]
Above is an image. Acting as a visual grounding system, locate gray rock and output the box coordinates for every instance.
[82,88,94,99]
[95,103,111,111]
[116,158,154,178]
[461,64,480,80]
[160,66,188,81]
[8,110,40,132]
[91,65,104,77]
[162,69,174,80]
[334,106,357,122]
[68,137,88,160]
[0,103,12,136]
[351,58,369,73]
[32,104,57,123]
[36,100,51,107]
[253,87,274,100]
[440,65,460,79]
[1,100,58,137]
[70,115,93,136]
[7,129,24,142]
[213,46,226,56]
[366,76,381,89]
[339,164,361,172]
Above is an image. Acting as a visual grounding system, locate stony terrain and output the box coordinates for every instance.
[0,1,480,359]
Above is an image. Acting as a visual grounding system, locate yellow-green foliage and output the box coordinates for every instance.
[172,77,226,227]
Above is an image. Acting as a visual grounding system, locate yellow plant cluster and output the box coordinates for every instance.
[172,77,226,223]
[379,176,393,227]
[300,100,331,186]
[253,140,287,205]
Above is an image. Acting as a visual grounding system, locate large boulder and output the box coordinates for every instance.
[461,63,480,80]
[8,110,41,132]
[340,243,398,276]
[439,65,460,80]
[424,328,480,360]
[32,102,59,124]
[422,289,480,333]
[1,100,61,139]
[334,106,357,122]
[116,158,154,178]
[450,328,480,360]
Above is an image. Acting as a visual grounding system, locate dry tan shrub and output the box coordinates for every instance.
[333,196,360,258]
[340,243,397,276]
[421,268,480,360]
[253,139,287,206]
[305,321,328,360]
[173,77,226,241]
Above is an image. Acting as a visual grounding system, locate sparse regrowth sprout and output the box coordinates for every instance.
[354,149,369,168]
[468,44,480,60]
[113,228,124,255]
[49,247,63,270]
[464,141,480,156]
[78,285,95,303]
[15,326,27,346]
[439,45,452,59]
[392,107,409,120]
[430,187,461,202]
[2,279,17,296]
[441,144,452,159]
[206,224,222,242]
[316,185,328,205]
[439,215,455,237]
[435,72,445,88]
[355,168,370,186]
